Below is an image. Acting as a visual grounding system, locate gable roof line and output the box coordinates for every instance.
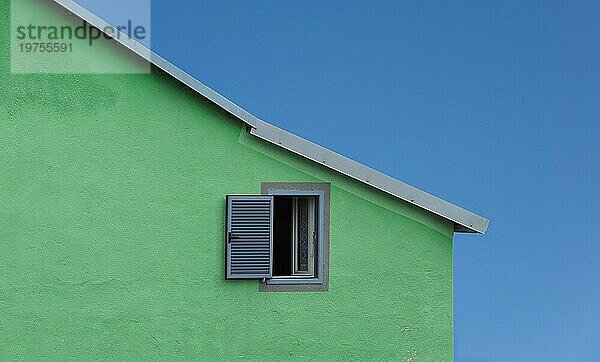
[52,0,489,234]
[250,121,488,233]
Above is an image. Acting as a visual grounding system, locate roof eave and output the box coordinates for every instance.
[250,121,489,234]
[51,0,489,235]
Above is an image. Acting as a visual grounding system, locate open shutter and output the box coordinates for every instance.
[226,195,274,279]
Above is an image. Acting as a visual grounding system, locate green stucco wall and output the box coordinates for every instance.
[0,2,454,360]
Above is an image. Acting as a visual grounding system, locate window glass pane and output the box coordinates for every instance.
[297,198,309,272]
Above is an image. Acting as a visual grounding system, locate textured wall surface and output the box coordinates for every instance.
[0,1,454,360]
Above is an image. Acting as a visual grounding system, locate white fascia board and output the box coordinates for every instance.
[251,121,489,234]
[52,0,489,234]
[52,0,259,128]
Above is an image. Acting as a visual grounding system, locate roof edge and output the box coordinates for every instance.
[53,0,259,129]
[51,0,489,234]
[251,121,488,234]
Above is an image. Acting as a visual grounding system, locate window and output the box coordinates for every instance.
[225,183,330,292]
[272,194,319,279]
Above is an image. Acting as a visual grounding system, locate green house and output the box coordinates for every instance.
[1,0,488,360]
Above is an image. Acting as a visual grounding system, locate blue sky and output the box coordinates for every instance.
[76,0,600,360]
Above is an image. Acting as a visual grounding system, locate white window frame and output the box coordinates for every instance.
[265,190,325,286]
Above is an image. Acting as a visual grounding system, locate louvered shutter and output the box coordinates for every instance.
[226,195,274,279]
